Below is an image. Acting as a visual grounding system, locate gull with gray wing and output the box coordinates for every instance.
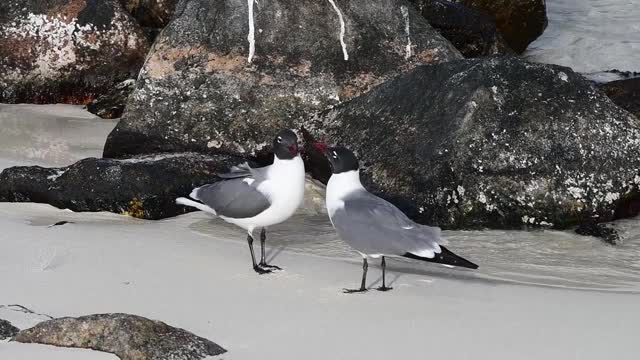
[177,129,306,274]
[316,144,478,293]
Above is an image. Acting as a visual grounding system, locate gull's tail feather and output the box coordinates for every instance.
[176,197,217,216]
[404,245,478,269]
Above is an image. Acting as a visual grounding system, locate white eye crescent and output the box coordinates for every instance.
[331,151,338,159]
[277,136,282,143]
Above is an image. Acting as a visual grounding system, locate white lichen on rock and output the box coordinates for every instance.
[558,71,568,82]
[400,5,412,59]
[327,0,349,61]
[46,169,67,181]
[1,10,147,82]
[247,0,256,63]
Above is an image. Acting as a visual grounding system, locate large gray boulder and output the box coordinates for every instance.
[103,0,461,159]
[307,57,640,229]
[0,0,150,104]
[15,313,226,360]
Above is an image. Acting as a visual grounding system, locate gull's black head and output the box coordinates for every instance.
[314,144,359,174]
[273,129,299,160]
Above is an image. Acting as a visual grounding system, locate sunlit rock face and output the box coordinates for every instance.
[0,0,150,104]
[103,0,462,159]
[308,57,640,230]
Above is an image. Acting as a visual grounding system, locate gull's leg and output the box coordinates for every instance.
[258,228,282,270]
[377,256,393,292]
[344,258,368,293]
[247,232,271,274]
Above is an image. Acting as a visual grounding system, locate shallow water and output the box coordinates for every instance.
[0,104,117,170]
[525,0,640,75]
[11,201,640,293]
[188,214,640,293]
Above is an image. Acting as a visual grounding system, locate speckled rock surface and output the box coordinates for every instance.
[0,152,243,219]
[451,0,547,53]
[0,319,19,340]
[119,0,178,28]
[103,0,462,158]
[308,57,640,229]
[0,0,150,104]
[15,313,226,360]
[410,0,512,57]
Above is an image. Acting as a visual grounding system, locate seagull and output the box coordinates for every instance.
[315,144,478,293]
[176,129,306,274]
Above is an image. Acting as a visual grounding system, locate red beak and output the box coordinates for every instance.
[288,144,299,155]
[313,142,327,153]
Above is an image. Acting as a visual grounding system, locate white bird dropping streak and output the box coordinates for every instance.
[327,0,349,61]
[400,5,412,59]
[247,0,256,63]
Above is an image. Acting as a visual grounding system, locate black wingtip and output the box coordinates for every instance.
[404,245,478,269]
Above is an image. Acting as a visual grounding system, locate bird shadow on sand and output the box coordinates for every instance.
[266,244,287,264]
[370,273,402,289]
[350,259,489,288]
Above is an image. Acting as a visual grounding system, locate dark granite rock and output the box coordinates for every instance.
[86,79,136,119]
[599,78,640,120]
[0,319,19,340]
[308,57,640,230]
[15,313,226,360]
[119,0,178,28]
[451,0,547,53]
[410,0,512,57]
[575,221,621,245]
[0,153,244,219]
[103,0,462,159]
[0,0,150,104]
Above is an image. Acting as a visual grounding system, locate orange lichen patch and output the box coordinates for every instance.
[258,74,276,85]
[146,46,204,79]
[338,73,384,100]
[49,0,87,23]
[204,53,245,74]
[123,198,145,218]
[291,59,312,77]
[414,49,438,64]
[146,54,175,79]
[84,32,99,45]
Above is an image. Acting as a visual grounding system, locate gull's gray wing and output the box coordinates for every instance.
[331,191,442,257]
[193,178,270,219]
[217,162,269,180]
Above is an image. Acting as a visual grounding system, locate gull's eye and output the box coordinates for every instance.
[277,136,282,143]
[331,151,338,159]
